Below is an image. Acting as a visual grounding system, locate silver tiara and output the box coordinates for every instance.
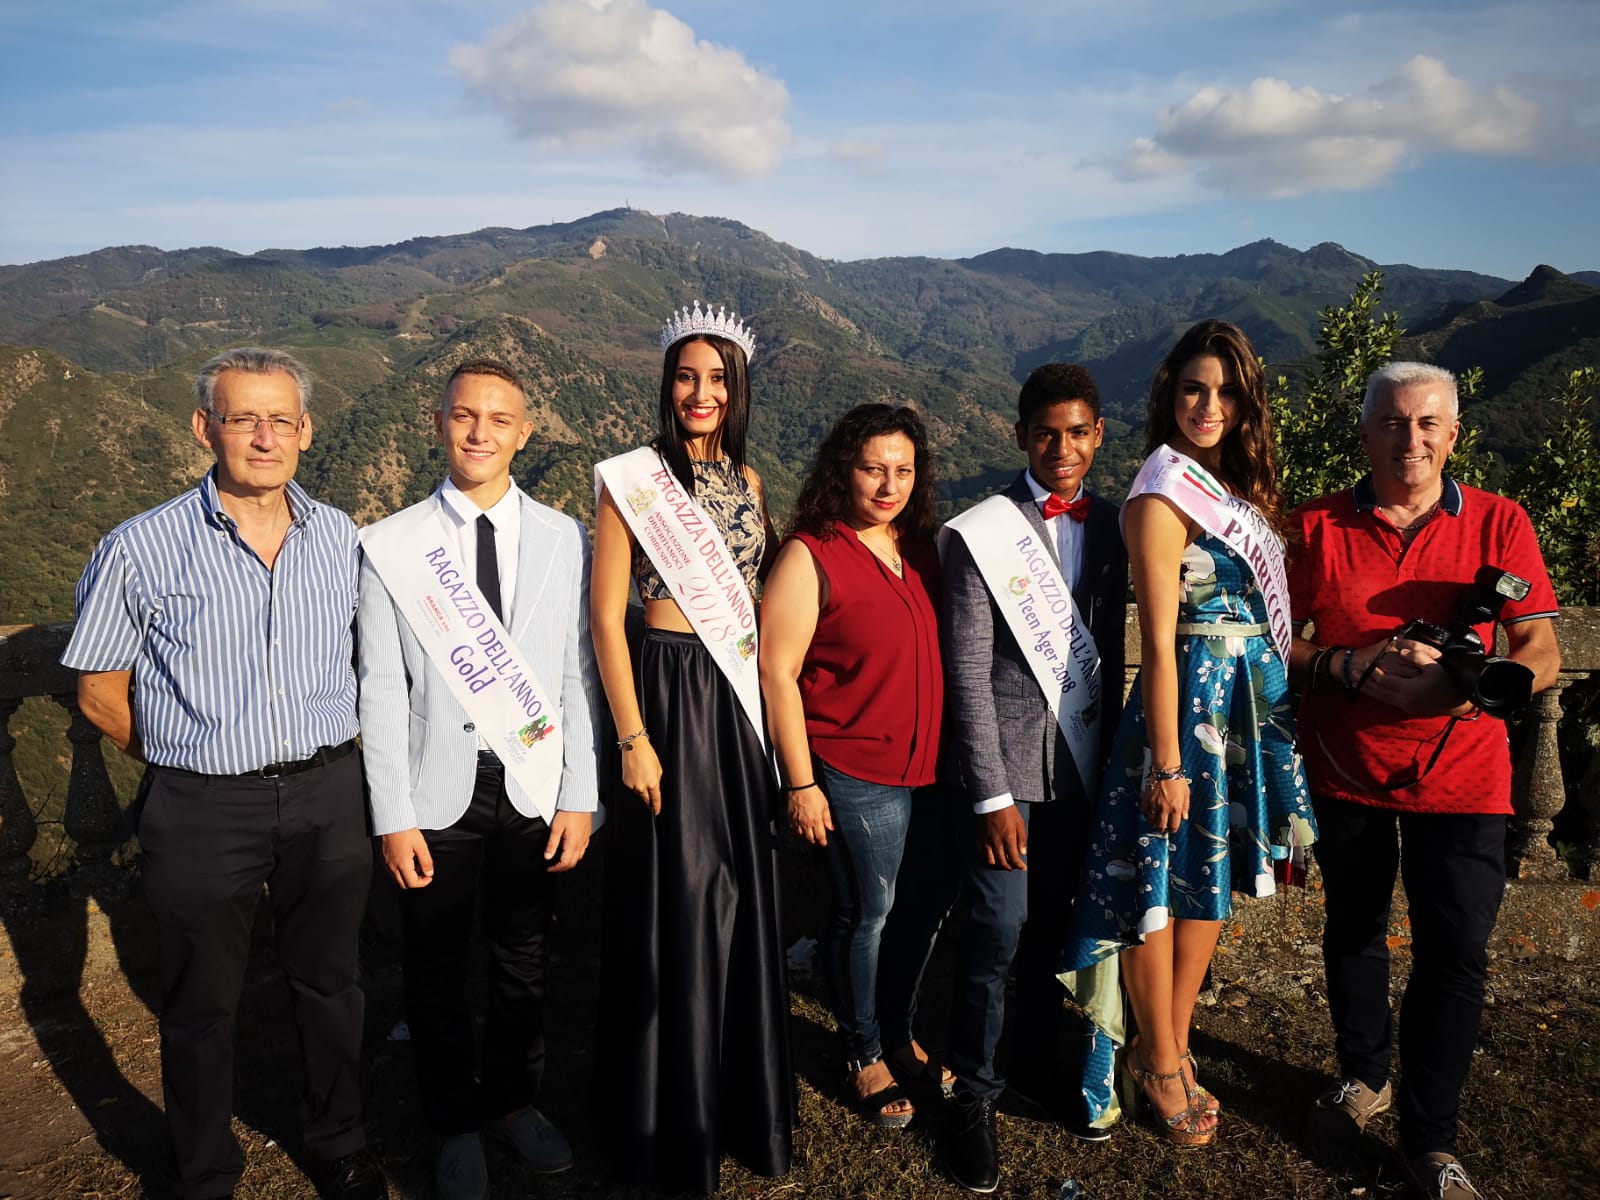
[660,301,755,363]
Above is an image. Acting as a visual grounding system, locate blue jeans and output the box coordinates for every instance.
[815,760,913,1063]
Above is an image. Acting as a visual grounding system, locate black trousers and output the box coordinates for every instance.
[139,752,372,1200]
[1312,794,1506,1156]
[399,757,553,1135]
[947,798,1091,1100]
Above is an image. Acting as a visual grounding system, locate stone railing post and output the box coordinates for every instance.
[55,692,129,897]
[0,697,38,889]
[1508,675,1571,879]
[1580,732,1600,880]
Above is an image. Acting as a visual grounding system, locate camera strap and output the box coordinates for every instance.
[1314,714,1469,794]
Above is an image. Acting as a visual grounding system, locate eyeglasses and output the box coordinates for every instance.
[206,410,305,436]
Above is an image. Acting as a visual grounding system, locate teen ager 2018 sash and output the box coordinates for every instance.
[1127,446,1292,658]
[361,507,563,822]
[594,447,766,751]
[941,495,1104,796]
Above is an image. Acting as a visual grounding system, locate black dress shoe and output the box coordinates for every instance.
[946,1089,1000,1194]
[317,1149,390,1200]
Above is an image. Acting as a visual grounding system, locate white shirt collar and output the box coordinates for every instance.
[439,476,522,529]
[1023,470,1084,510]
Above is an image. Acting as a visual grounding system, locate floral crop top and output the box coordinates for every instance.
[631,456,768,600]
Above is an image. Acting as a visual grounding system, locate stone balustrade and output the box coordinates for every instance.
[2,611,1598,892]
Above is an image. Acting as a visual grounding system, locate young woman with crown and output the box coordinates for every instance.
[591,303,793,1193]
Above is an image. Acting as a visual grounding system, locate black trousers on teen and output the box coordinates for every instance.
[1312,794,1506,1157]
[399,755,554,1136]
[139,751,372,1200]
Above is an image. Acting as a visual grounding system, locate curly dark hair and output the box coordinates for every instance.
[1018,362,1100,424]
[1144,319,1287,535]
[653,333,751,497]
[789,404,938,546]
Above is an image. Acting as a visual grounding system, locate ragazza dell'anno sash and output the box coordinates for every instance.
[594,446,766,752]
[941,494,1103,796]
[1125,446,1293,659]
[360,508,563,821]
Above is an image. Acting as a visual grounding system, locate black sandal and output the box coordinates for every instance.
[853,1079,915,1128]
[884,1045,957,1097]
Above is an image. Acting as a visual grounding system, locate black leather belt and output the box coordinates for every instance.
[245,739,358,779]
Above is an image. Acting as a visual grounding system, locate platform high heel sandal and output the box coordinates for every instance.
[1182,1050,1221,1116]
[1126,1047,1216,1148]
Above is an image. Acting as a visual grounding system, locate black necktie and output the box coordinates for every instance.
[476,513,504,623]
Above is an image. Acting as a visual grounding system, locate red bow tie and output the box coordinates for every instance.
[1041,494,1090,522]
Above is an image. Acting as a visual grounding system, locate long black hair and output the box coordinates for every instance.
[653,333,751,497]
[790,404,938,546]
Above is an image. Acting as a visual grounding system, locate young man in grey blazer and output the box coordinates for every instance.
[357,360,600,1200]
[941,364,1128,1193]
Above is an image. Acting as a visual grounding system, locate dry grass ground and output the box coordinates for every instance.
[1,838,1596,1200]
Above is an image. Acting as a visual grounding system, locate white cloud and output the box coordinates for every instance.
[449,0,790,180]
[1114,56,1546,196]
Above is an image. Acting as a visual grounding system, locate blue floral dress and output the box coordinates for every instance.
[1068,534,1314,956]
[1059,533,1314,1126]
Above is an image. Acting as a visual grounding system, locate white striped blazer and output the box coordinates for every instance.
[356,489,601,835]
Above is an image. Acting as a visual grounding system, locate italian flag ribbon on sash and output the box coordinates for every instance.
[594,447,767,753]
[360,508,564,822]
[1126,445,1293,658]
[941,494,1104,797]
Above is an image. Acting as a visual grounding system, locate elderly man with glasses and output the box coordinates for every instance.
[63,347,388,1200]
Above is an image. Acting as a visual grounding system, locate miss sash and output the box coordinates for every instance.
[1126,446,1292,658]
[594,447,766,751]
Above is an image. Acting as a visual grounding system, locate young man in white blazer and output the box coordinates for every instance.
[357,360,600,1200]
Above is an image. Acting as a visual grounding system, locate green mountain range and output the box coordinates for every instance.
[1,208,1593,624]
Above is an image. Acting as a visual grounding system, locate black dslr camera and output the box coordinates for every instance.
[1395,566,1534,718]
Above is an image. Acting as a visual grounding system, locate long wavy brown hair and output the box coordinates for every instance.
[789,404,938,546]
[1144,319,1288,535]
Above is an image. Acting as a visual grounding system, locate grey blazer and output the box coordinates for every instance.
[356,489,601,835]
[941,472,1128,807]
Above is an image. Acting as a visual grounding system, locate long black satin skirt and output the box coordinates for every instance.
[598,628,794,1194]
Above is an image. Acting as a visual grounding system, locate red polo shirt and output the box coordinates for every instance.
[790,523,944,787]
[1288,477,1558,815]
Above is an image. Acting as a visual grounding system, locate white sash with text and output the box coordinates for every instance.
[594,447,766,751]
[361,510,563,821]
[942,495,1103,796]
[1125,446,1292,658]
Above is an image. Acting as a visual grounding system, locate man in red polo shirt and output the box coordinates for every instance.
[1287,362,1560,1200]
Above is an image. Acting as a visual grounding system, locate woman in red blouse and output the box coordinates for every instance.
[760,403,944,1128]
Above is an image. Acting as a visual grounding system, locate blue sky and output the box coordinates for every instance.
[3,0,1596,278]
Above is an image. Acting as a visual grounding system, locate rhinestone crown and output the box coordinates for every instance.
[659,301,755,363]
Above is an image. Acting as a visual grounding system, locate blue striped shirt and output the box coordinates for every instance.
[62,469,360,774]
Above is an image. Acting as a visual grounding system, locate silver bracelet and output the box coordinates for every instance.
[1147,765,1187,782]
[617,727,650,751]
